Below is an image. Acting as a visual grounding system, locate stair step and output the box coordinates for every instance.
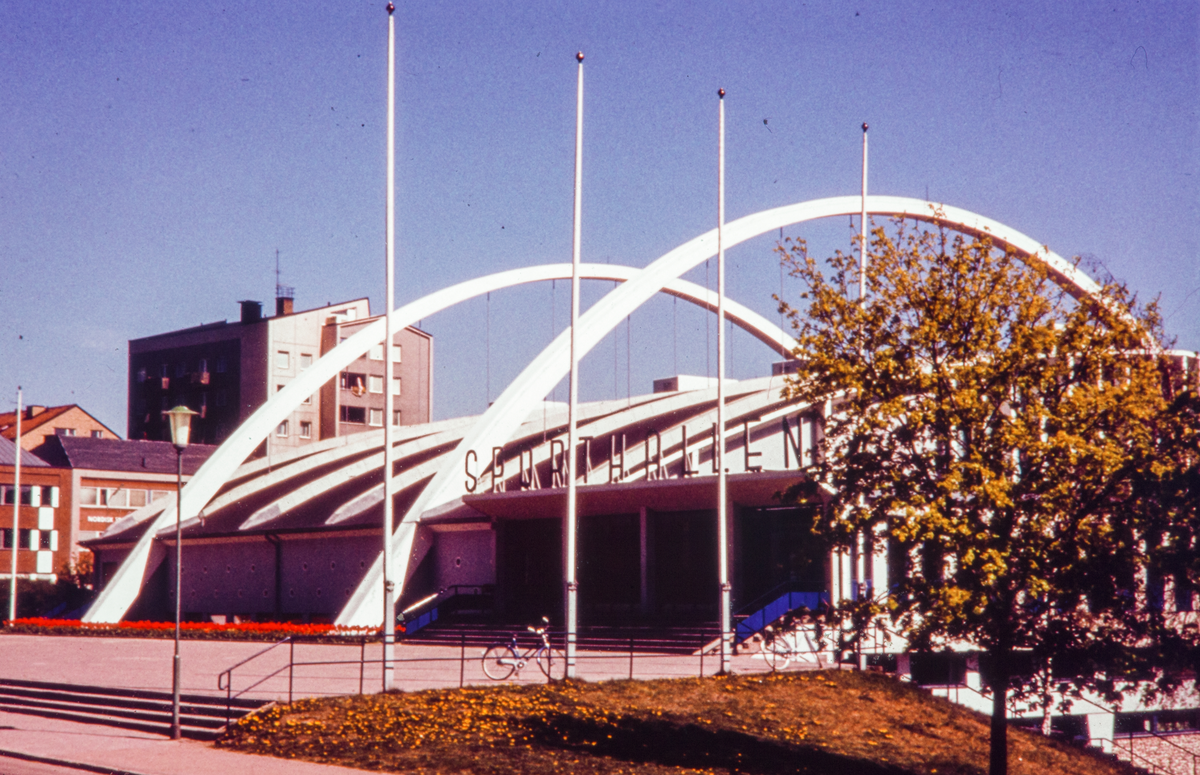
[0,694,231,728]
[0,702,225,741]
[0,687,244,720]
[0,679,272,741]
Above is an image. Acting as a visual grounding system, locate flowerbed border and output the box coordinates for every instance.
[3,617,390,643]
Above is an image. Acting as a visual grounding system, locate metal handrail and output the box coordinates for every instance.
[1116,729,1200,775]
[217,636,293,689]
[217,636,293,727]
[1106,736,1173,774]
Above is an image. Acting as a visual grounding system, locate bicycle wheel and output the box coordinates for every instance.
[761,639,789,672]
[536,647,567,680]
[482,644,518,680]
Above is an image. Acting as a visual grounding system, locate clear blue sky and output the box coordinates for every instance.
[1,0,1196,433]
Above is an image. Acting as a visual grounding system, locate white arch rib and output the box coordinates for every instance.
[86,197,1092,625]
[334,195,1095,625]
[84,263,791,622]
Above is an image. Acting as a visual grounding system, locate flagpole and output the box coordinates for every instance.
[7,387,21,623]
[716,88,731,674]
[382,0,398,691]
[859,122,868,300]
[564,50,584,679]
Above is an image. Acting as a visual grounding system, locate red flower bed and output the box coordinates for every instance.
[3,617,394,640]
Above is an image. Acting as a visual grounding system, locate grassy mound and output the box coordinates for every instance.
[218,669,1134,774]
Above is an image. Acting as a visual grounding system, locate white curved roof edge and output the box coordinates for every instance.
[84,261,790,622]
[83,198,1094,625]
[337,196,1099,625]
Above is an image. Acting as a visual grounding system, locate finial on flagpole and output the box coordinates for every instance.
[718,88,725,98]
[862,122,868,132]
[576,51,584,62]
[387,2,394,13]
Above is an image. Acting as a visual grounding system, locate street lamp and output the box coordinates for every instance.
[164,405,197,740]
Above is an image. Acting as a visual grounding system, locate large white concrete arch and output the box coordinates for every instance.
[84,263,792,622]
[334,195,1098,625]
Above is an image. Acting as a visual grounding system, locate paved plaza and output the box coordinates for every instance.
[0,633,791,774]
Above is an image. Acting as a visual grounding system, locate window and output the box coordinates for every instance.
[276,384,285,393]
[299,421,312,439]
[369,343,384,361]
[276,420,289,437]
[340,372,367,396]
[368,375,384,394]
[216,356,227,374]
[160,364,169,378]
[302,393,312,405]
[300,353,312,370]
[136,367,147,383]
[128,490,148,508]
[392,344,402,363]
[55,427,77,437]
[1,485,38,506]
[392,410,402,426]
[215,390,227,407]
[176,362,187,378]
[0,529,10,549]
[160,396,169,412]
[91,430,103,438]
[340,406,366,424]
[39,531,52,550]
[392,378,402,396]
[198,358,208,374]
[151,490,172,503]
[276,351,290,369]
[368,409,383,426]
[102,489,129,508]
[80,487,100,506]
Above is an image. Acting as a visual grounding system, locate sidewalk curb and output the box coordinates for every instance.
[0,748,155,775]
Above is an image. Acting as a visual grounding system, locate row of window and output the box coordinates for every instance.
[275,420,313,439]
[80,487,173,509]
[275,351,314,370]
[54,428,104,438]
[0,485,60,507]
[0,528,57,551]
[367,343,402,363]
[134,391,226,417]
[339,372,402,396]
[137,357,229,383]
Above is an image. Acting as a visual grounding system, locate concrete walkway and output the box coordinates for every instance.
[0,709,386,775]
[0,633,793,773]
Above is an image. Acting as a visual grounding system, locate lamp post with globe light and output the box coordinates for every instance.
[164,405,197,740]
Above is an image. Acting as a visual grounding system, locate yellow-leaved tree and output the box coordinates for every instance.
[777,217,1199,775]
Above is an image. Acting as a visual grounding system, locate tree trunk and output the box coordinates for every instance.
[989,648,1009,775]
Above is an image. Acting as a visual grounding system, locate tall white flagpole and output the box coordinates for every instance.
[8,387,21,623]
[716,88,732,674]
[564,50,584,679]
[859,122,869,300]
[382,0,398,691]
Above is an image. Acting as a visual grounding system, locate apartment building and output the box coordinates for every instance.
[127,294,432,450]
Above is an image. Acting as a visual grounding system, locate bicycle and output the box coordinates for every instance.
[759,620,825,671]
[481,617,567,681]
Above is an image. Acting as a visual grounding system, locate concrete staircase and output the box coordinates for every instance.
[0,678,271,740]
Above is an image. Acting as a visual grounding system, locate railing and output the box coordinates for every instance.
[215,626,846,722]
[733,583,829,644]
[1113,730,1200,775]
[1101,737,1174,774]
[217,636,294,727]
[401,585,494,636]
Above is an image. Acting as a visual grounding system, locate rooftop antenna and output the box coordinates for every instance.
[274,249,295,316]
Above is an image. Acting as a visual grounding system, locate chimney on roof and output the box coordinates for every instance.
[276,290,294,317]
[26,406,46,418]
[239,300,263,324]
